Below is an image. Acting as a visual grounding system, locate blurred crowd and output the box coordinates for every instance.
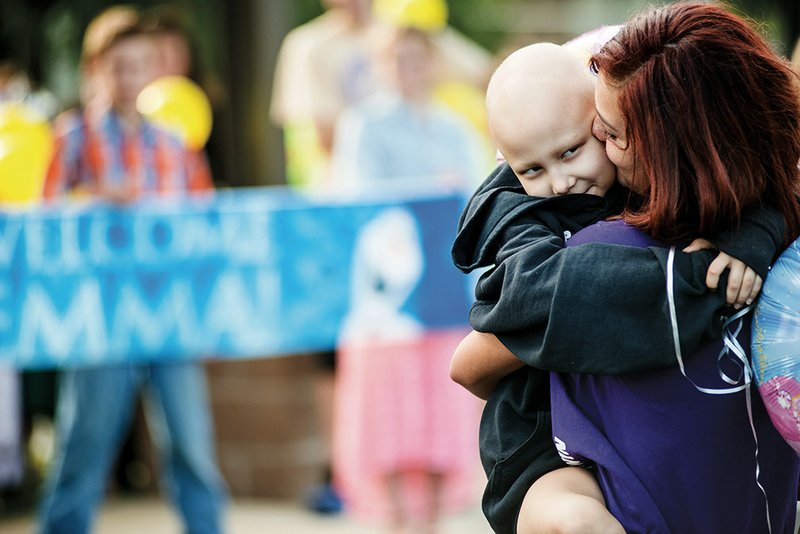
[0,1,497,533]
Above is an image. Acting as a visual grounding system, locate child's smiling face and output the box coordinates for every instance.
[486,43,617,198]
[496,83,616,198]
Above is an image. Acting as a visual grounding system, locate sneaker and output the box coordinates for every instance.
[305,483,344,515]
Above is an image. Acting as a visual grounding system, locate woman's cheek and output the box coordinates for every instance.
[605,144,635,189]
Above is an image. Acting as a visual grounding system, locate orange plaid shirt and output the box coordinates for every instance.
[44,109,213,199]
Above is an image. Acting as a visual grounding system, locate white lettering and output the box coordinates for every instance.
[23,219,46,270]
[204,271,276,351]
[87,215,115,264]
[0,218,22,264]
[110,280,200,354]
[17,281,107,363]
[170,212,272,263]
[21,208,275,273]
[0,281,9,332]
[59,217,82,269]
[553,436,583,466]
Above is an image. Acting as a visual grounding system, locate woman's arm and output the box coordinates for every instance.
[450,330,523,400]
[470,242,709,373]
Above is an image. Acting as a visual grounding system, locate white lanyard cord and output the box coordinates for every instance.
[666,246,771,533]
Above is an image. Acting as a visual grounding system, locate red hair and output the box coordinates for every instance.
[591,2,800,244]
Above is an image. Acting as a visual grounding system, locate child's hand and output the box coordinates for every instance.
[683,238,762,309]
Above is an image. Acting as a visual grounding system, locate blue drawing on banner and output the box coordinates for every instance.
[340,207,425,343]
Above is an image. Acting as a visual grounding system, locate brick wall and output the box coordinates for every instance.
[206,354,326,499]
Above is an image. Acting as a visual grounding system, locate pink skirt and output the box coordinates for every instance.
[332,327,483,522]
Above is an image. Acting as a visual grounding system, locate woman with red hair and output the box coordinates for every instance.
[453,2,800,532]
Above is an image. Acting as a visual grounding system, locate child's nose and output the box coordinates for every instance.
[551,174,576,195]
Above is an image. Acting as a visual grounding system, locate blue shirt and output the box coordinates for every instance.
[332,93,482,191]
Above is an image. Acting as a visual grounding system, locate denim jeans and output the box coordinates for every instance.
[37,361,227,534]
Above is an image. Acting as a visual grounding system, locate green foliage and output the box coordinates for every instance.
[289,0,325,27]
[446,0,514,52]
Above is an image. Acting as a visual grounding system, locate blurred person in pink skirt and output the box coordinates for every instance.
[330,26,483,534]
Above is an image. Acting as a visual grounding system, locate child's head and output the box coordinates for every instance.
[81,6,160,114]
[376,26,437,102]
[149,5,196,79]
[486,42,615,197]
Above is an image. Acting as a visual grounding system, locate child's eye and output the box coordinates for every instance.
[561,145,581,158]
[522,166,542,177]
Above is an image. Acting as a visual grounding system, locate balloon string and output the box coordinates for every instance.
[667,246,771,533]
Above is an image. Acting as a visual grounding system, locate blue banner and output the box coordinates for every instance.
[1,187,471,369]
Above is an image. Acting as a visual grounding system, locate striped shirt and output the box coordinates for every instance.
[44,108,212,199]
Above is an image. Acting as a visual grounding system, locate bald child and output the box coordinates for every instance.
[450,42,625,534]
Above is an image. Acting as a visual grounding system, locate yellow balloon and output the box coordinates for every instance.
[433,81,487,135]
[373,0,448,32]
[136,76,213,150]
[432,81,496,177]
[0,103,53,204]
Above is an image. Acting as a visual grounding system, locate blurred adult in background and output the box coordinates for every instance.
[270,0,493,189]
[270,0,377,190]
[269,0,491,514]
[37,7,226,533]
[269,0,379,514]
[330,26,482,534]
[330,26,483,188]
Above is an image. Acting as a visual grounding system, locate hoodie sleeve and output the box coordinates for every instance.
[451,162,610,273]
[710,204,785,279]
[474,242,723,374]
[472,204,784,375]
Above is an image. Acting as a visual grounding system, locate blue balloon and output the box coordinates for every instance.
[752,238,800,454]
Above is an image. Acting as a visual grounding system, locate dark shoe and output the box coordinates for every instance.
[305,483,343,515]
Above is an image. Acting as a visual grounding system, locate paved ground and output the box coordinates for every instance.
[0,497,491,533]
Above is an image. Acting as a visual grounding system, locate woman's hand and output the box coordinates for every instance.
[450,330,524,400]
[683,238,762,309]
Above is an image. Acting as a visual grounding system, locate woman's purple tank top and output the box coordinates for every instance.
[551,219,799,533]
